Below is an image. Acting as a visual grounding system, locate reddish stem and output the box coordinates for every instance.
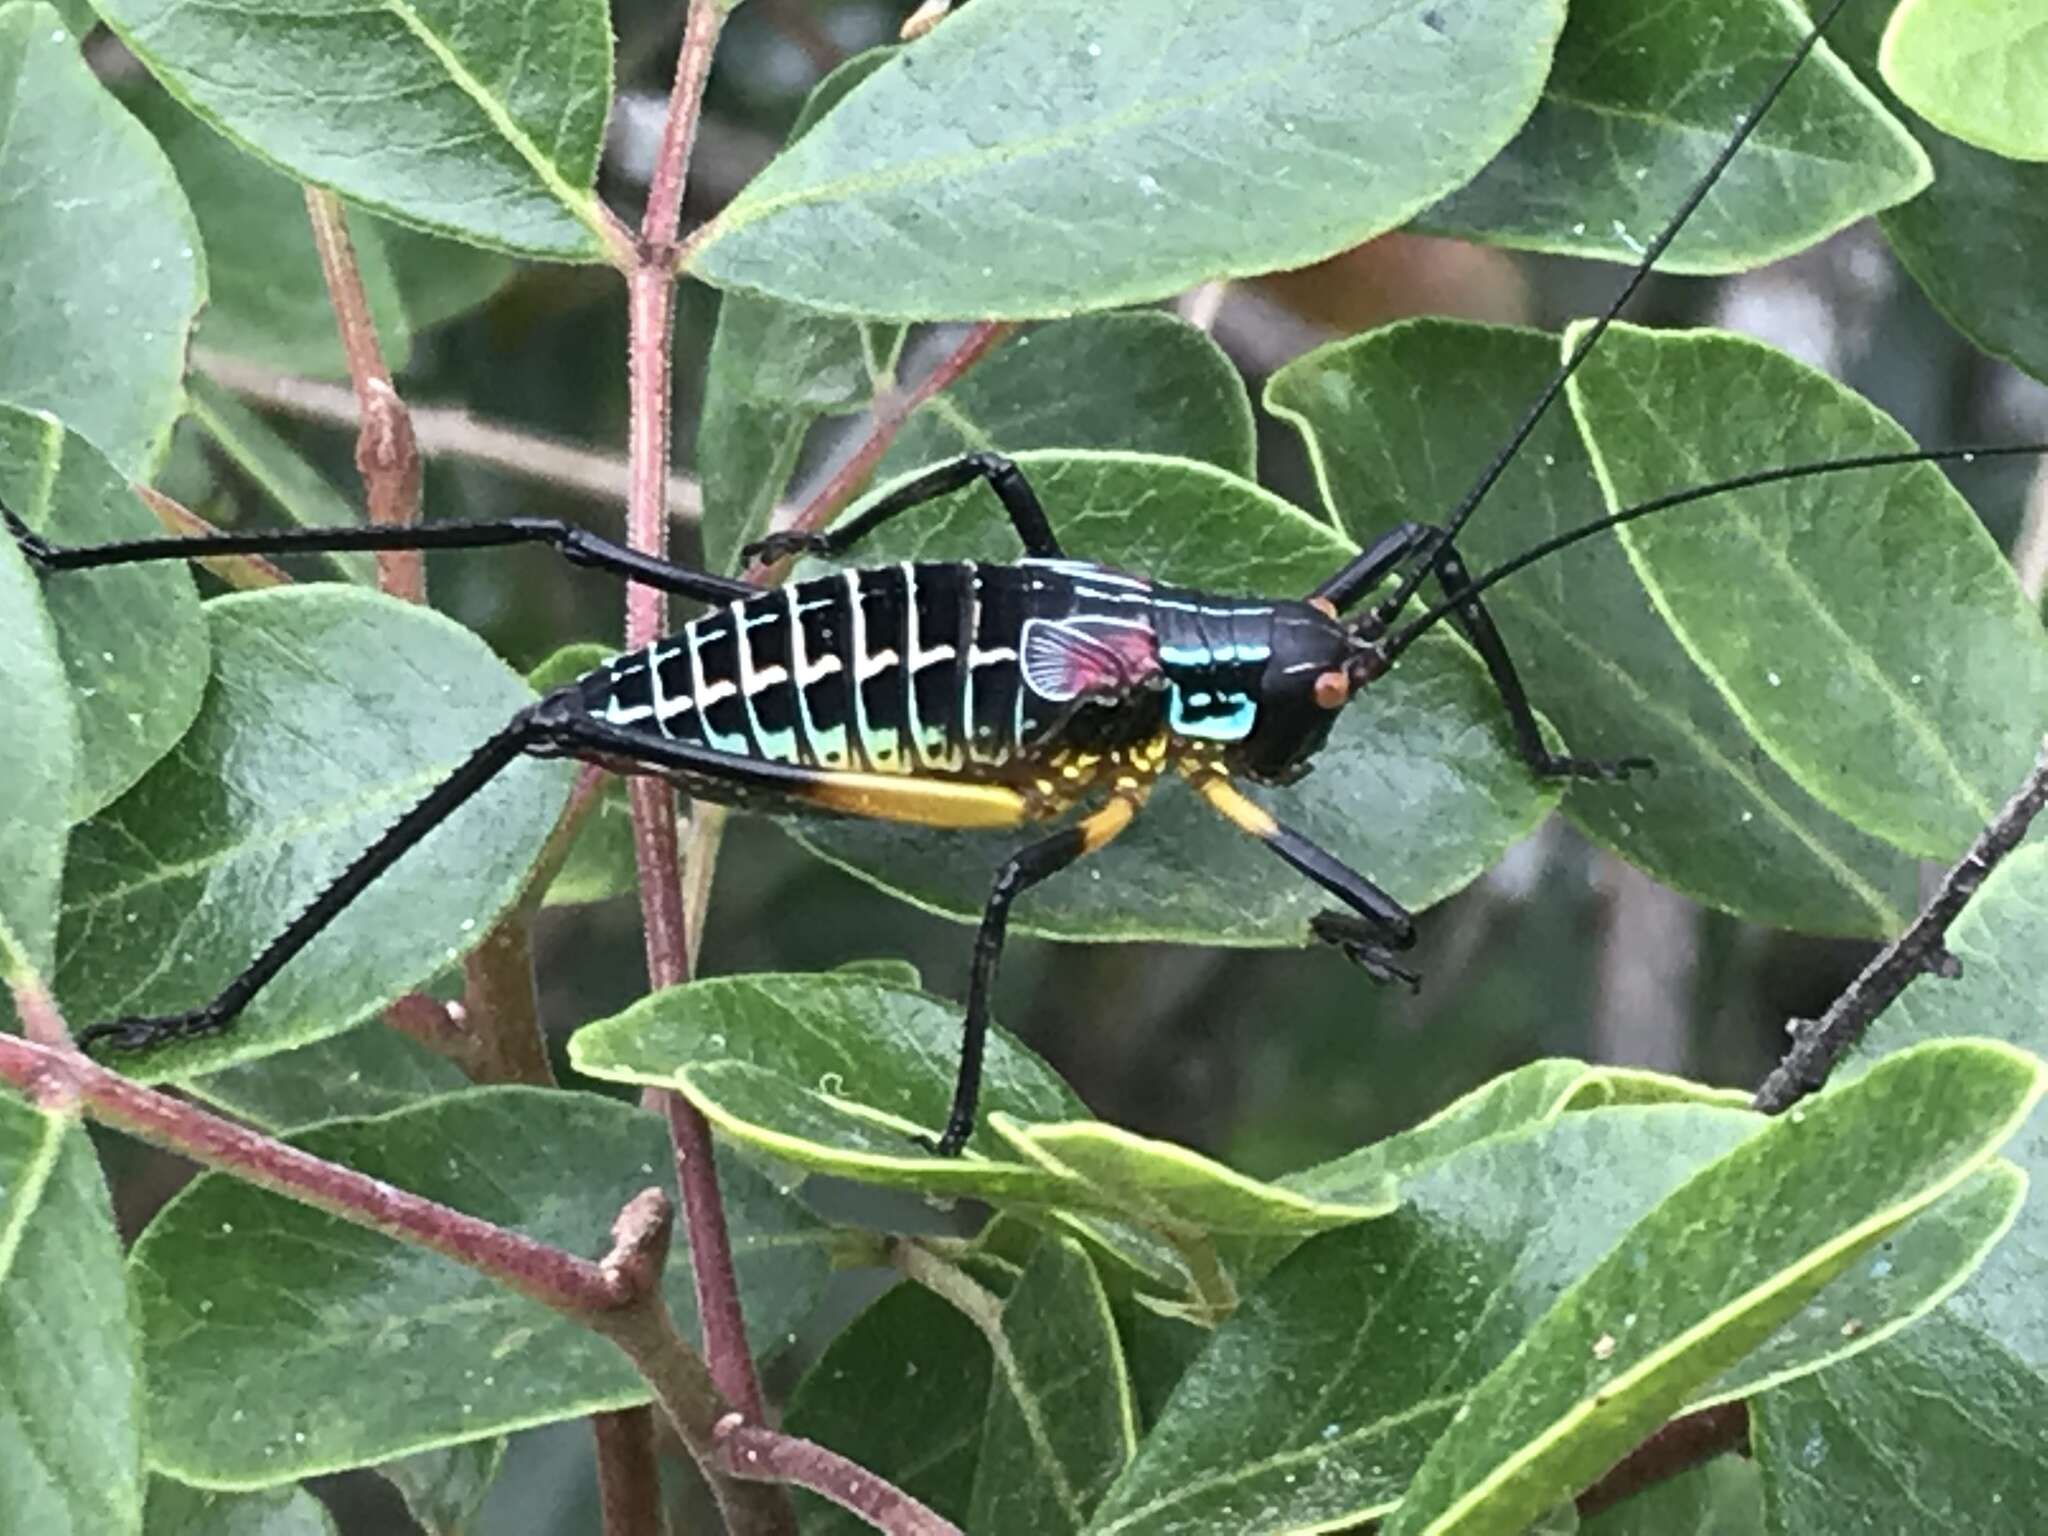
[0,1028,632,1314]
[303,187,424,602]
[716,1418,965,1536]
[619,0,775,1451]
[1576,1403,1749,1520]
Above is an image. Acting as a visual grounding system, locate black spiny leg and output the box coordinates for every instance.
[1319,520,1649,783]
[744,451,1062,568]
[927,794,1139,1158]
[3,501,754,605]
[1190,773,1420,988]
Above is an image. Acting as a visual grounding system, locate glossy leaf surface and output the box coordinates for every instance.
[93,0,614,259]
[1421,0,1926,270]
[1880,0,2048,162]
[0,4,204,474]
[692,0,1568,317]
[0,406,208,823]
[1384,1041,2043,1536]
[1567,322,2048,860]
[130,1088,832,1485]
[0,519,74,981]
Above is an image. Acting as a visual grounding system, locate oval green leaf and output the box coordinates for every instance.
[0,1098,145,1536]
[53,587,572,1076]
[1382,1039,2045,1536]
[0,3,204,475]
[1266,319,1917,937]
[129,1087,832,1486]
[93,0,614,260]
[1565,322,2048,860]
[690,0,1567,318]
[792,451,1559,945]
[1881,0,2048,163]
[1,405,209,824]
[0,518,75,982]
[1420,0,1928,271]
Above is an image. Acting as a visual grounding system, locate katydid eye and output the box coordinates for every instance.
[1313,669,1351,710]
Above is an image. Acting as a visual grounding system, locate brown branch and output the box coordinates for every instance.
[303,188,424,602]
[1575,1403,1749,1521]
[716,1418,965,1536]
[193,352,725,524]
[594,1407,671,1536]
[1754,734,2048,1113]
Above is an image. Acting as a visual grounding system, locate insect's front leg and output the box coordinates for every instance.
[1188,772,1420,989]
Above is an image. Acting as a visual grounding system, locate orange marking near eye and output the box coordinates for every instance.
[1313,669,1351,709]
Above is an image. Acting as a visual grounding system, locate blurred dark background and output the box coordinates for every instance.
[91,0,2048,1528]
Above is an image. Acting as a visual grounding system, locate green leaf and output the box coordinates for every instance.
[785,1282,993,1535]
[129,90,411,378]
[1815,0,2048,386]
[0,509,75,983]
[92,0,614,261]
[1266,319,1917,937]
[0,1097,145,1536]
[1581,1455,1762,1536]
[1382,1040,2045,1536]
[53,587,572,1076]
[0,3,204,474]
[375,1439,504,1536]
[971,1238,1137,1534]
[190,1026,470,1130]
[1752,1307,2048,1532]
[182,378,376,585]
[572,973,1088,1204]
[878,314,1258,484]
[793,450,1559,944]
[1880,0,2048,162]
[130,1086,832,1486]
[569,974,1385,1235]
[1565,321,2048,860]
[1279,1057,1599,1205]
[1085,1106,1760,1536]
[0,405,209,824]
[143,1481,337,1535]
[690,0,1569,318]
[1419,0,1928,271]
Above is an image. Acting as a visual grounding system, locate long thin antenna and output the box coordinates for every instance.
[1315,0,1861,618]
[1381,443,2048,659]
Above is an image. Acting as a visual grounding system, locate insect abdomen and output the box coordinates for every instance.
[581,562,1050,778]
